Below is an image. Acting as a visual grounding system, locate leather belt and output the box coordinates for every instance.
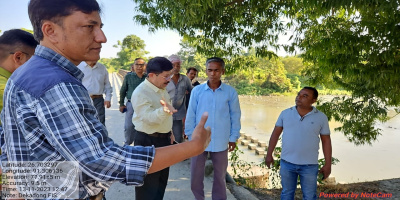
[148,132,171,138]
[90,94,103,99]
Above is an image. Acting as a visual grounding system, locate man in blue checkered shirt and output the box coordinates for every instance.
[0,0,211,199]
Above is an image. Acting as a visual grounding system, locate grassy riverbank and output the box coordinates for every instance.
[248,178,400,199]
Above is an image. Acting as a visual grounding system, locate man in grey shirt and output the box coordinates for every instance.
[166,55,193,143]
[265,87,332,200]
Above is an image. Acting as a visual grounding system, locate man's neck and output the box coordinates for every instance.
[172,73,180,83]
[207,80,221,91]
[0,61,15,74]
[296,106,313,117]
[136,72,144,78]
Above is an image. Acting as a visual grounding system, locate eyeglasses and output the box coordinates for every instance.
[156,73,174,81]
[134,64,145,68]
[10,51,30,55]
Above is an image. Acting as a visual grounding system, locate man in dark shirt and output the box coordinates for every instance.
[185,67,200,110]
[119,58,147,145]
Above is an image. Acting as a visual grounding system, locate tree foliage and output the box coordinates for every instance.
[178,40,294,95]
[292,0,400,145]
[21,28,34,34]
[113,34,149,70]
[132,0,400,145]
[99,57,120,73]
[281,56,303,75]
[132,0,289,58]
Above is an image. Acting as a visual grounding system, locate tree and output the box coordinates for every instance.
[21,28,34,34]
[177,38,207,76]
[281,56,303,75]
[132,0,400,145]
[113,34,149,70]
[291,1,400,145]
[133,0,289,58]
[99,58,120,73]
[281,56,305,89]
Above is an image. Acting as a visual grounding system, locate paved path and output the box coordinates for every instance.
[104,73,237,200]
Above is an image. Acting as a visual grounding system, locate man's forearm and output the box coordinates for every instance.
[266,126,283,156]
[266,135,279,156]
[321,135,332,165]
[148,140,203,173]
[148,112,210,174]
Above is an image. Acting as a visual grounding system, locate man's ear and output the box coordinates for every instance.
[222,68,225,75]
[147,72,155,78]
[42,21,59,44]
[312,98,317,104]
[12,51,26,66]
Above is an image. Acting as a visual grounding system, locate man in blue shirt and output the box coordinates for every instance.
[0,0,211,199]
[265,87,332,200]
[185,57,241,200]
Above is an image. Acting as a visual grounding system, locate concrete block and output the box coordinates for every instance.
[258,141,267,147]
[241,140,249,146]
[248,144,257,150]
[244,135,252,140]
[240,131,246,136]
[251,138,259,143]
[256,148,265,155]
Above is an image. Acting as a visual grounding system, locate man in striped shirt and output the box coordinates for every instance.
[0,0,210,199]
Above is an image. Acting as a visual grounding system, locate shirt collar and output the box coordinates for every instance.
[88,62,98,69]
[133,72,146,78]
[0,67,12,79]
[204,80,224,91]
[144,78,163,93]
[291,106,318,115]
[176,74,184,82]
[35,45,84,81]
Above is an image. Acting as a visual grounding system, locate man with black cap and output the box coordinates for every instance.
[131,56,177,200]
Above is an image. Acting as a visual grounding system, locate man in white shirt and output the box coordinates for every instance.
[131,56,177,200]
[78,60,113,126]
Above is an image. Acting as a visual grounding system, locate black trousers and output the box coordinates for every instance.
[134,131,171,200]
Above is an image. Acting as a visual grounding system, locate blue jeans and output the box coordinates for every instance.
[280,159,318,200]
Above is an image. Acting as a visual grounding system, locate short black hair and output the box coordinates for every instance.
[0,29,38,61]
[186,67,198,74]
[206,57,225,69]
[132,58,146,66]
[303,86,318,99]
[146,57,173,74]
[134,58,145,62]
[28,0,101,41]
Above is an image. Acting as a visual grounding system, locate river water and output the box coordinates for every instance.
[236,95,400,183]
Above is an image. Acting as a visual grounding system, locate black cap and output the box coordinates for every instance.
[146,57,173,74]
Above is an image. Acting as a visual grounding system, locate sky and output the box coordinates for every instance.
[0,0,182,58]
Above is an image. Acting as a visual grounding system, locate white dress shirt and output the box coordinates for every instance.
[77,61,113,101]
[131,79,173,134]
